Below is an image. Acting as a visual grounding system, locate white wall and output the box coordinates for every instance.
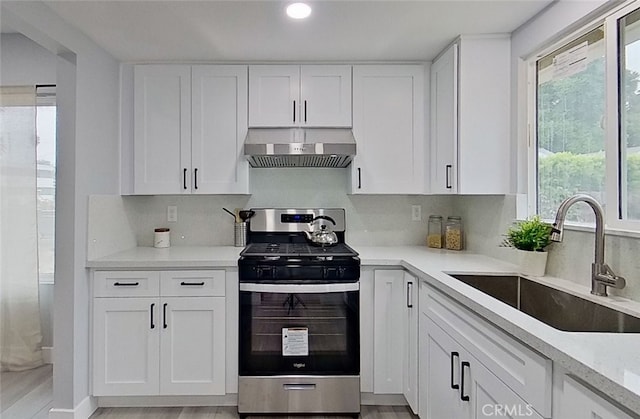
[0,33,57,86]
[0,33,58,349]
[2,2,121,414]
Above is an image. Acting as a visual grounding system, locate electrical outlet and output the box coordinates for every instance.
[167,206,178,222]
[411,205,421,221]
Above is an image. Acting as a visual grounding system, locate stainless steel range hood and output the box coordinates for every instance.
[244,128,356,168]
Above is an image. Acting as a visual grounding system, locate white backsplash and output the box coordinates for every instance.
[88,169,455,250]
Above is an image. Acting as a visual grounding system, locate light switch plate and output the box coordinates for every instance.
[167,206,178,222]
[411,205,421,221]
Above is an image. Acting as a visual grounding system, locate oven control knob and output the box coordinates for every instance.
[256,267,274,278]
[324,267,338,279]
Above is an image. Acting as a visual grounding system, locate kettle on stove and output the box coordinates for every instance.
[303,215,339,246]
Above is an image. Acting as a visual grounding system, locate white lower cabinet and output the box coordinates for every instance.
[371,269,419,412]
[420,280,551,419]
[556,374,634,419]
[373,270,405,394]
[92,270,226,397]
[159,296,225,395]
[93,297,160,396]
[425,318,543,419]
[402,272,419,414]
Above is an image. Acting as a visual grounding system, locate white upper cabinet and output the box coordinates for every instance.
[134,65,191,195]
[133,64,248,195]
[430,35,511,194]
[350,65,425,194]
[249,65,352,127]
[191,65,249,194]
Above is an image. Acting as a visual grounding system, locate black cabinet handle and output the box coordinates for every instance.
[194,168,198,190]
[183,168,188,190]
[113,282,139,287]
[357,168,362,189]
[180,281,205,286]
[406,282,413,308]
[450,352,459,389]
[150,303,155,329]
[304,100,307,122]
[461,361,470,401]
[163,303,168,329]
[446,164,452,189]
[293,100,296,123]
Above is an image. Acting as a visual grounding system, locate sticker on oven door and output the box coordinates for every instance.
[282,327,309,356]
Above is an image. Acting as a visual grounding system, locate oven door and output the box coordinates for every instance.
[239,282,359,376]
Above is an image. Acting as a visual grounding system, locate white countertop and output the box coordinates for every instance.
[87,245,640,413]
[87,246,242,268]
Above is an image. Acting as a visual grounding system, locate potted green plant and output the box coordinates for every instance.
[502,215,553,276]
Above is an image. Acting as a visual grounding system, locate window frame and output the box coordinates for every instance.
[526,0,640,233]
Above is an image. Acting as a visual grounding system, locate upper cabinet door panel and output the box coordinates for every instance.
[249,65,300,127]
[430,43,458,194]
[191,65,249,194]
[134,65,191,195]
[351,65,425,194]
[300,65,352,127]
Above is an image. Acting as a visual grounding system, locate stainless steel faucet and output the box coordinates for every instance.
[550,194,626,296]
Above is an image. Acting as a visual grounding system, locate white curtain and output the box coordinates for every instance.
[0,86,44,371]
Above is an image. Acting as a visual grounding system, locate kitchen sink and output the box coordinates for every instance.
[449,274,640,333]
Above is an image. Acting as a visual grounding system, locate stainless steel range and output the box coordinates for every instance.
[237,208,360,417]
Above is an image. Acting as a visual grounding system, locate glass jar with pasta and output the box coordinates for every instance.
[427,215,443,248]
[445,216,463,250]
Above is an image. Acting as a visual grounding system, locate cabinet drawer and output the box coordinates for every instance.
[94,271,160,297]
[160,270,225,297]
[423,284,552,417]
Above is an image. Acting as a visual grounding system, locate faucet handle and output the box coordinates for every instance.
[594,263,626,290]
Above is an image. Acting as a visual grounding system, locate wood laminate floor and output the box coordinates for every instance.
[91,405,415,419]
[0,366,414,419]
[0,364,53,419]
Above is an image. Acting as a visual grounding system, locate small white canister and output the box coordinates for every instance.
[154,228,170,248]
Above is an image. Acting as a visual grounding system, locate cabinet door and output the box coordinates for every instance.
[425,317,470,419]
[403,272,419,414]
[300,65,352,127]
[470,355,543,419]
[430,43,458,194]
[192,65,249,194]
[359,268,375,393]
[558,376,633,419]
[93,297,159,396]
[373,270,405,394]
[351,65,425,194]
[457,36,510,194]
[159,296,226,395]
[249,65,300,127]
[134,65,191,194]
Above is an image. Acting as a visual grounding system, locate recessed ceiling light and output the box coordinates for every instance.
[286,3,312,19]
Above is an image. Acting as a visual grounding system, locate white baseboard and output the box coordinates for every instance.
[97,394,238,407]
[42,346,53,364]
[48,396,97,419]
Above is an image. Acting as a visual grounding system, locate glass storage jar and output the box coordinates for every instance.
[445,216,463,250]
[427,215,443,248]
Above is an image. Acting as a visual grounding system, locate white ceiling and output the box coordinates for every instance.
[38,0,554,62]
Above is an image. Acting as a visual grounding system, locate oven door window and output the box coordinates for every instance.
[239,283,359,376]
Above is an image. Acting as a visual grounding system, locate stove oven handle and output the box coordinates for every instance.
[239,282,359,294]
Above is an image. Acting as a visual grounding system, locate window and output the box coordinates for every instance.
[536,27,605,223]
[531,1,640,230]
[36,86,56,284]
[619,8,640,222]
